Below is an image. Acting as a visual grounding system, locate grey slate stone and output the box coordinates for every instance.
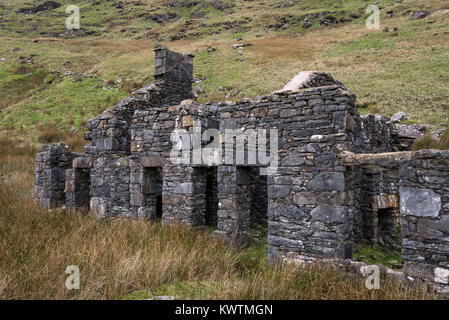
[311,205,346,223]
[400,187,441,217]
[309,172,345,191]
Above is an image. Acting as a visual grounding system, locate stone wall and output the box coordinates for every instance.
[341,150,449,292]
[81,46,194,217]
[358,114,395,153]
[205,76,361,261]
[399,150,449,292]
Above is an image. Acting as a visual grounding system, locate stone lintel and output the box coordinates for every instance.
[339,151,413,166]
[141,155,165,167]
[371,194,399,210]
[73,156,92,169]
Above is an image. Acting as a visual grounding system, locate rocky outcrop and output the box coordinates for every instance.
[17,1,61,14]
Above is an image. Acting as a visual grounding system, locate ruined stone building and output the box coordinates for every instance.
[35,47,449,293]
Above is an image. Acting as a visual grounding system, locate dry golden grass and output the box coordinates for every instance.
[0,147,240,299]
[412,130,449,151]
[37,126,85,152]
[0,138,439,300]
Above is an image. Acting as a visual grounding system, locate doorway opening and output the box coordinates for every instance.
[236,167,268,243]
[142,167,163,219]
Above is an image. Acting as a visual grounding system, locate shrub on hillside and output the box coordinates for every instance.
[412,130,449,151]
[122,79,143,94]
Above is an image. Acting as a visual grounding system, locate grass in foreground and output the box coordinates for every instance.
[0,138,438,299]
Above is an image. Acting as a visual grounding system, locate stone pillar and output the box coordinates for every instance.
[35,143,74,209]
[162,164,207,227]
[90,155,130,217]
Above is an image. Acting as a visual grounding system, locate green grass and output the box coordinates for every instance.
[0,76,127,134]
[354,243,403,270]
[326,15,449,125]
[0,62,55,110]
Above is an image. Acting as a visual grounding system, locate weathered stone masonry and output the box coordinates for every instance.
[35,46,449,293]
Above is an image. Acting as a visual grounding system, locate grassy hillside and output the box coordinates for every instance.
[0,0,448,300]
[0,0,448,142]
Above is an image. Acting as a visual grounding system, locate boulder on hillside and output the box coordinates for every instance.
[391,111,407,123]
[394,123,426,139]
[17,1,61,14]
[410,11,429,20]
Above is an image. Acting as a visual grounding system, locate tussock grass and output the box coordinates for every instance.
[121,79,144,94]
[37,126,85,152]
[0,140,438,299]
[412,130,449,151]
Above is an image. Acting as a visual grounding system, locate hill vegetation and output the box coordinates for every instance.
[0,0,448,142]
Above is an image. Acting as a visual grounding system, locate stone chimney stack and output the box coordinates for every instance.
[154,45,194,99]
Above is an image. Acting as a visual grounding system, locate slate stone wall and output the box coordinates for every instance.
[399,150,449,291]
[81,47,194,217]
[154,46,194,101]
[89,155,131,217]
[357,114,395,153]
[204,83,360,260]
[205,167,219,226]
[35,143,75,209]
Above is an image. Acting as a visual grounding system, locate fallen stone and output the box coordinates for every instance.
[391,111,407,123]
[394,124,426,139]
